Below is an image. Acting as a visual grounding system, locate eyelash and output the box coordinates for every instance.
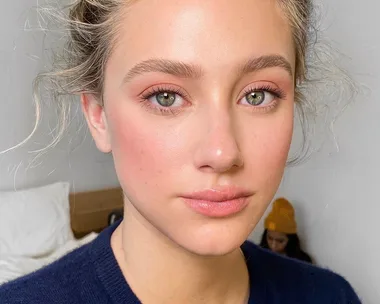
[139,84,286,115]
[242,85,285,100]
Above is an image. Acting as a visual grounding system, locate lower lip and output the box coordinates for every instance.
[183,197,249,218]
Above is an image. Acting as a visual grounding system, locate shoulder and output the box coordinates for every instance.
[242,241,361,303]
[0,243,96,304]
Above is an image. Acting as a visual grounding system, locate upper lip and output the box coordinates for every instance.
[180,186,253,202]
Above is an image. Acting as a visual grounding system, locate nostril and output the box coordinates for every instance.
[198,165,217,173]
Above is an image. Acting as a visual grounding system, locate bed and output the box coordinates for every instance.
[0,182,124,285]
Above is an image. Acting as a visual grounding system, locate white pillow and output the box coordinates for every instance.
[0,182,74,257]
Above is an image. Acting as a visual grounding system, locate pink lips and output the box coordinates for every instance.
[181,186,252,218]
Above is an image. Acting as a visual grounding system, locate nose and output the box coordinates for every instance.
[268,240,277,252]
[193,110,243,173]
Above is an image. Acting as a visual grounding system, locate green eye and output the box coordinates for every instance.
[245,91,265,106]
[156,92,177,107]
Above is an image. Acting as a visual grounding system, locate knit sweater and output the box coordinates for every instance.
[0,223,361,304]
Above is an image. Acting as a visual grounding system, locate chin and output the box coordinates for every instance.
[167,219,253,257]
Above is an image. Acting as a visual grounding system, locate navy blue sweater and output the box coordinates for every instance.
[0,223,361,303]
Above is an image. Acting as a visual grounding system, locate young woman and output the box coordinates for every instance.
[0,0,360,303]
[260,198,313,263]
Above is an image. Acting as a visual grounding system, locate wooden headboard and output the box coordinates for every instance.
[69,187,124,238]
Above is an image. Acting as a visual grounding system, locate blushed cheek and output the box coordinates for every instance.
[271,114,293,161]
[107,113,185,197]
[264,132,292,180]
[108,119,161,193]
[244,118,293,185]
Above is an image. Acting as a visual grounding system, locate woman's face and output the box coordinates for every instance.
[267,230,289,254]
[84,0,295,255]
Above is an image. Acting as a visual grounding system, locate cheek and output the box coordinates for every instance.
[111,123,161,191]
[106,108,187,195]
[241,110,293,184]
[279,241,287,251]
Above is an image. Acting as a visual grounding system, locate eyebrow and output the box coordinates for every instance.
[240,55,293,78]
[122,55,293,83]
[123,59,204,83]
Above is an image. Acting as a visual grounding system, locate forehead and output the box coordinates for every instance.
[110,0,295,73]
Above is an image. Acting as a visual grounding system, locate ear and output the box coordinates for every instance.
[81,94,112,153]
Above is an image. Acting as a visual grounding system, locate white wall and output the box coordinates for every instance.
[0,1,119,192]
[250,1,380,303]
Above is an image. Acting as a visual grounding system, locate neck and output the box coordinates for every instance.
[111,204,249,304]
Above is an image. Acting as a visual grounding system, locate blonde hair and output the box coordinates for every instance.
[3,0,358,163]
